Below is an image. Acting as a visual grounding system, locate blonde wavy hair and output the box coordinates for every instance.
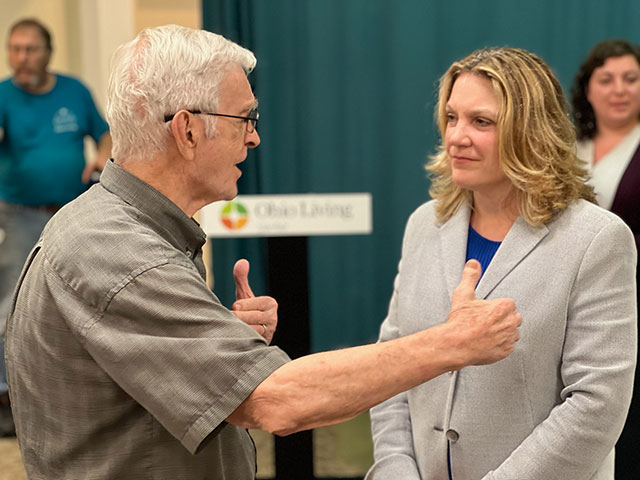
[428,47,595,227]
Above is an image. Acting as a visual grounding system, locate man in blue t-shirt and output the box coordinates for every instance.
[0,18,111,436]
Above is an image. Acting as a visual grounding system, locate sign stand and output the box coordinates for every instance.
[267,236,314,479]
[202,194,372,479]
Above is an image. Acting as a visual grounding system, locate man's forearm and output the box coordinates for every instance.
[230,322,467,435]
[227,260,520,435]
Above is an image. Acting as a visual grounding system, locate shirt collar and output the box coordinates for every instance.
[99,159,206,255]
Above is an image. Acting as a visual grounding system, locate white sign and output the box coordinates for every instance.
[201,193,372,237]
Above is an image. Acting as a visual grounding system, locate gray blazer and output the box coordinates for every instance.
[367,199,637,480]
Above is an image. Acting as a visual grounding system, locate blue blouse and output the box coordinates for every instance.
[465,224,502,277]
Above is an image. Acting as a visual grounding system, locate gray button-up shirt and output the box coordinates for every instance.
[6,160,290,479]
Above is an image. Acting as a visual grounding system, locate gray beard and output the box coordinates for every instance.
[28,75,41,88]
[28,72,46,90]
[15,72,47,92]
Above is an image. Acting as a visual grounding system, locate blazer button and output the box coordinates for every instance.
[446,429,459,443]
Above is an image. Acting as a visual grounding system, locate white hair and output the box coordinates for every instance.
[106,24,256,161]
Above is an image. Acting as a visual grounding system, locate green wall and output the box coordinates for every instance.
[203,0,640,352]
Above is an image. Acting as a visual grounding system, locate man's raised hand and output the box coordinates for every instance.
[232,259,278,344]
[446,259,522,366]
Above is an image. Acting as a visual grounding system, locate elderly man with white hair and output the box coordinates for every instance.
[5,25,521,479]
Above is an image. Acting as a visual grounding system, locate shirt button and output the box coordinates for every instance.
[446,429,459,443]
[185,249,193,258]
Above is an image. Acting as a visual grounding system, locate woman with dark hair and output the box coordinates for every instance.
[572,38,640,479]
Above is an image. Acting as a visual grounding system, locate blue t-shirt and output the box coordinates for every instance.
[0,74,109,206]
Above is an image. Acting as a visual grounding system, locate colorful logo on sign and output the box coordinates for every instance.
[220,201,249,230]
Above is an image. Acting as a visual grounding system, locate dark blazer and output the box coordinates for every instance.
[611,141,640,290]
[609,140,640,479]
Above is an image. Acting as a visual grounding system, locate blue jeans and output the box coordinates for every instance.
[0,202,53,394]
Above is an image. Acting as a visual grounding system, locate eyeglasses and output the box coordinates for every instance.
[164,108,259,133]
[8,45,47,55]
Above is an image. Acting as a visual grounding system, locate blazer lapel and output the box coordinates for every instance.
[439,203,472,299]
[475,216,549,299]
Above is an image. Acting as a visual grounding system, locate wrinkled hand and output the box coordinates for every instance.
[446,259,522,366]
[232,259,278,344]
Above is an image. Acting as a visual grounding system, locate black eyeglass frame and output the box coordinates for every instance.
[164,109,259,132]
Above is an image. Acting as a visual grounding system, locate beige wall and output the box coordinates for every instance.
[1,0,208,279]
[0,0,210,281]
[0,0,201,111]
[135,0,201,33]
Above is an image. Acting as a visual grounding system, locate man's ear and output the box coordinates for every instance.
[170,111,199,160]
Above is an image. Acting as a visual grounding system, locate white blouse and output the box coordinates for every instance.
[576,124,640,210]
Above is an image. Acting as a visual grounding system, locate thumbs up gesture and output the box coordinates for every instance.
[446,260,522,366]
[232,259,278,344]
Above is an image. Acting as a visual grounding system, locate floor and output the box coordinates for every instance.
[0,438,26,480]
[0,413,373,479]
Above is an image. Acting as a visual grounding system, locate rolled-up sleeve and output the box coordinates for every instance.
[82,259,291,454]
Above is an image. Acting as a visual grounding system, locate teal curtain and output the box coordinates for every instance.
[203,0,640,352]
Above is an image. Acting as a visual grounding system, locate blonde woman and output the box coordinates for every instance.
[367,47,637,480]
